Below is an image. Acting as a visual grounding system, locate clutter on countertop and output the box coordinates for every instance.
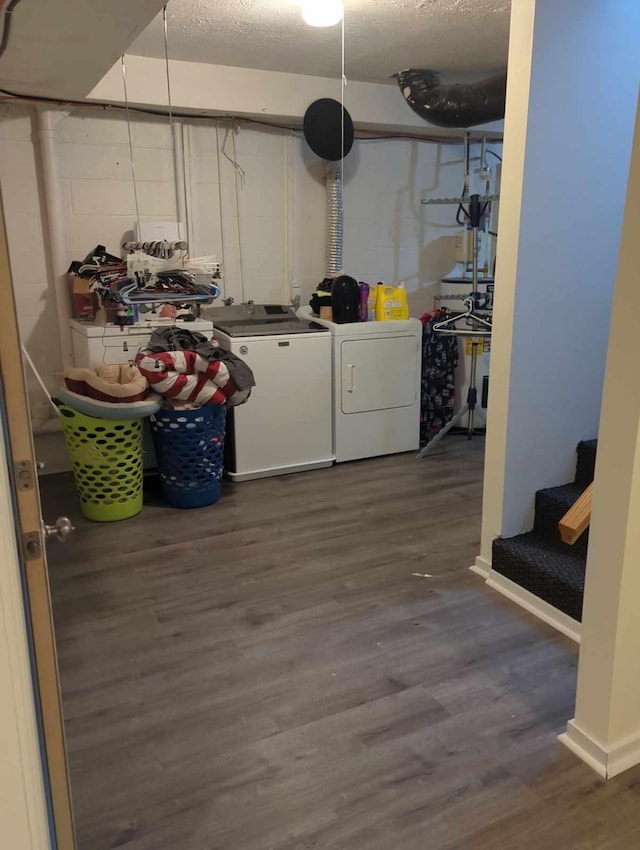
[309,277,334,319]
[160,303,179,320]
[358,282,370,322]
[68,242,222,323]
[375,281,410,321]
[71,275,98,321]
[331,275,360,324]
[136,326,255,408]
[309,275,411,323]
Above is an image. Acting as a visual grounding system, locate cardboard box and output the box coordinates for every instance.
[70,275,98,320]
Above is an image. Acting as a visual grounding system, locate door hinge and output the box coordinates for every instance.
[14,460,34,491]
[22,531,42,561]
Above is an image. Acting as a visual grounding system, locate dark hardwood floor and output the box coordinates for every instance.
[41,439,640,850]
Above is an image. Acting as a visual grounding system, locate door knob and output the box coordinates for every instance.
[43,517,75,543]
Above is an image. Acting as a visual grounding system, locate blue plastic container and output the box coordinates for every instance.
[150,405,226,509]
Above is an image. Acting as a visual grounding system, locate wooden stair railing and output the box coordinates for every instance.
[559,483,594,545]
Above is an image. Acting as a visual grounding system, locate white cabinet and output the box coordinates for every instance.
[70,319,215,368]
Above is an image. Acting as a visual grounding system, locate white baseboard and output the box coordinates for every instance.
[226,457,334,482]
[470,555,491,579]
[607,733,640,778]
[486,569,581,643]
[469,557,581,644]
[559,722,607,778]
[560,720,640,779]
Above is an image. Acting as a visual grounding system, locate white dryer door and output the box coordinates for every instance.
[341,336,419,414]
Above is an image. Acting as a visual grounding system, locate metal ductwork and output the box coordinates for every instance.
[325,167,344,276]
[395,70,507,129]
[302,100,352,278]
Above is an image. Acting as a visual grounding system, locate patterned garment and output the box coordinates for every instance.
[136,349,251,407]
[420,313,459,443]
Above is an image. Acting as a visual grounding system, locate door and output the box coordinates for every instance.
[341,335,419,415]
[0,195,76,847]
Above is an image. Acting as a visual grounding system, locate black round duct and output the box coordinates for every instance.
[303,98,354,161]
[395,69,507,129]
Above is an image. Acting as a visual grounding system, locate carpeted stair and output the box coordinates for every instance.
[492,440,597,622]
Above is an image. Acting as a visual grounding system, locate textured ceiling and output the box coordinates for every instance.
[129,0,511,84]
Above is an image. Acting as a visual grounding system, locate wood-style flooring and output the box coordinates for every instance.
[41,440,640,850]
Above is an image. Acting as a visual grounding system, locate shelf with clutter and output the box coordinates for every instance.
[68,240,223,327]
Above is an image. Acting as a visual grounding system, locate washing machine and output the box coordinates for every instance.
[210,305,334,481]
[298,308,422,462]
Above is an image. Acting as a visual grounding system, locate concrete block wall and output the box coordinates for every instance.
[343,138,465,317]
[57,111,178,262]
[0,105,61,426]
[0,103,498,469]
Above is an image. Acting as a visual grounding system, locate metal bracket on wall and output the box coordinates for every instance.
[22,531,42,561]
[421,194,500,206]
[14,460,34,490]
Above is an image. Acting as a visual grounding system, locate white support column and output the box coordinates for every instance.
[473,0,535,576]
[560,94,640,780]
[477,0,640,574]
[36,108,73,370]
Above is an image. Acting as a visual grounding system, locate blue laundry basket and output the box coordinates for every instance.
[150,405,226,509]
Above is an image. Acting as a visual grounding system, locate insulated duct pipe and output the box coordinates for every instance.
[326,166,343,276]
[395,70,507,129]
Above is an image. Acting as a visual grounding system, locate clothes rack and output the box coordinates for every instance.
[419,191,495,456]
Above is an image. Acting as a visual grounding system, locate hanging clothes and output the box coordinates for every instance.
[420,311,459,443]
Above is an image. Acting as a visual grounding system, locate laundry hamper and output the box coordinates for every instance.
[149,405,226,509]
[58,405,144,522]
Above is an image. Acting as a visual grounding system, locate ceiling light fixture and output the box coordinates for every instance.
[301,0,343,28]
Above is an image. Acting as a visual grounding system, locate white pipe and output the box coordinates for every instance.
[171,120,187,243]
[182,123,194,253]
[36,108,73,369]
[285,133,295,303]
[214,124,228,300]
[21,344,59,418]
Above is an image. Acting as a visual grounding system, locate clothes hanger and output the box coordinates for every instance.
[432,297,492,337]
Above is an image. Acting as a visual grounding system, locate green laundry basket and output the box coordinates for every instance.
[58,404,144,522]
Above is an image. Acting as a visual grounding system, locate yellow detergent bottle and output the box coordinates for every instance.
[375,281,410,321]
